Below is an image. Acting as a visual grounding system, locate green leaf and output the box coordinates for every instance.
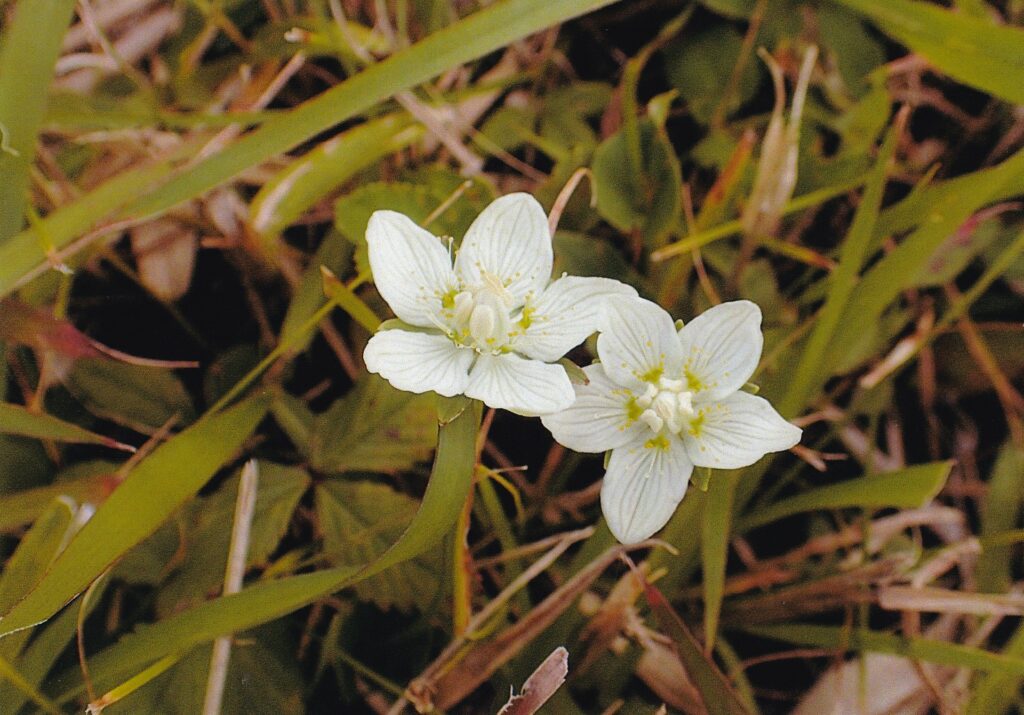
[148,463,310,614]
[0,0,616,297]
[310,375,437,474]
[278,229,353,351]
[66,359,196,431]
[835,0,1024,105]
[316,480,443,612]
[744,622,1024,676]
[56,401,482,701]
[0,402,134,452]
[663,25,761,124]
[737,461,952,531]
[0,498,76,670]
[976,443,1024,593]
[0,462,114,533]
[702,471,739,654]
[0,0,77,242]
[0,396,268,639]
[592,119,682,249]
[249,113,423,256]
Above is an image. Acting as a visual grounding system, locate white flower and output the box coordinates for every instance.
[363,193,637,416]
[541,297,801,544]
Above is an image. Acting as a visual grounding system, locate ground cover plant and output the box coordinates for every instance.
[0,0,1023,712]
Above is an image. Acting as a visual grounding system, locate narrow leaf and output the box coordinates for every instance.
[0,396,269,638]
[745,622,1024,676]
[0,403,135,452]
[701,471,739,654]
[0,0,77,242]
[738,461,952,531]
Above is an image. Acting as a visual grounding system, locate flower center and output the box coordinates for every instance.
[447,273,517,352]
[634,376,695,435]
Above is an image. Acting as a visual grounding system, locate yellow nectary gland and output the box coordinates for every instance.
[634,376,695,435]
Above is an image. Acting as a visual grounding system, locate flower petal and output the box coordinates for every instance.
[683,391,801,469]
[366,210,456,327]
[454,194,552,306]
[514,276,638,362]
[364,329,473,397]
[596,297,684,390]
[601,433,692,544]
[678,300,763,400]
[465,352,574,416]
[541,364,646,453]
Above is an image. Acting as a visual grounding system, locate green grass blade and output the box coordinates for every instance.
[744,622,1024,676]
[702,470,739,655]
[737,461,952,531]
[0,0,618,297]
[778,112,901,417]
[0,403,135,452]
[0,396,269,638]
[0,0,77,243]
[126,0,619,219]
[836,0,1024,104]
[0,158,179,297]
[55,399,482,699]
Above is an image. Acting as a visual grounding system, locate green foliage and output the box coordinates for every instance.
[0,0,1022,711]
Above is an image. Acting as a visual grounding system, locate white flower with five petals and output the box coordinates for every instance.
[363,193,637,416]
[541,297,801,544]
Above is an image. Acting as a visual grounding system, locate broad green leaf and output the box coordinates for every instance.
[745,622,1024,676]
[66,359,196,431]
[0,0,77,242]
[835,0,1024,104]
[0,402,133,452]
[701,471,739,654]
[56,400,482,701]
[0,396,268,638]
[738,461,952,531]
[310,376,437,474]
[663,25,761,124]
[0,0,617,297]
[645,581,753,715]
[316,480,443,612]
[976,443,1024,593]
[969,616,1024,714]
[148,463,310,615]
[553,231,649,294]
[249,113,424,257]
[592,119,682,249]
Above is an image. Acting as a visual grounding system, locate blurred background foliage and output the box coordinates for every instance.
[0,0,1023,712]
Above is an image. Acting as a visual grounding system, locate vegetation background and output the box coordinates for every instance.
[0,0,1023,712]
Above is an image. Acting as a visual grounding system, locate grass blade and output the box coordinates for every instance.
[55,399,482,700]
[0,0,77,242]
[737,461,952,531]
[0,403,135,452]
[0,396,269,638]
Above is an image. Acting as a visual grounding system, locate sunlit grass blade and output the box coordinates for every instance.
[737,461,952,532]
[0,403,135,452]
[55,399,482,701]
[0,396,269,638]
[0,0,618,298]
[0,0,77,243]
[836,0,1024,104]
